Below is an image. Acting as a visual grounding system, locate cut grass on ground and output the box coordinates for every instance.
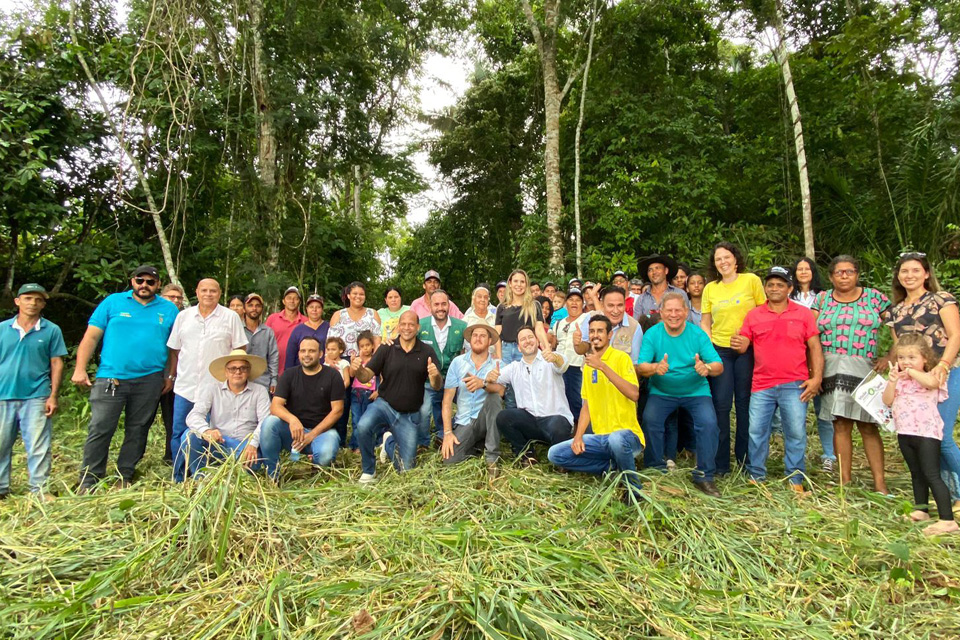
[1,405,959,639]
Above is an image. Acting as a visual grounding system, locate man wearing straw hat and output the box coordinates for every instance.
[438,323,505,472]
[185,349,271,475]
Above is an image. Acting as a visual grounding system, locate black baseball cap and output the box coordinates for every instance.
[566,287,584,300]
[132,265,160,279]
[764,266,793,284]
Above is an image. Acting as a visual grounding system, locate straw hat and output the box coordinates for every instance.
[208,349,267,382]
[463,323,500,345]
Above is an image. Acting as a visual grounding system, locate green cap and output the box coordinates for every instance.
[17,283,48,299]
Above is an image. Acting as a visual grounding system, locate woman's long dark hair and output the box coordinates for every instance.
[789,257,823,299]
[537,295,554,325]
[891,252,940,305]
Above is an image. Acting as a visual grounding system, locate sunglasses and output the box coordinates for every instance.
[134,277,158,286]
[225,365,251,373]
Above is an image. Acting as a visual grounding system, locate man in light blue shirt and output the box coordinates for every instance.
[440,324,505,469]
[71,265,178,491]
[0,284,67,499]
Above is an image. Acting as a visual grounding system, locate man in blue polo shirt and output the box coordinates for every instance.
[0,284,67,500]
[72,265,179,491]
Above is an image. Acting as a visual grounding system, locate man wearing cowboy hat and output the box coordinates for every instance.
[437,323,505,471]
[633,254,688,320]
[488,326,573,466]
[185,349,271,475]
[259,336,346,481]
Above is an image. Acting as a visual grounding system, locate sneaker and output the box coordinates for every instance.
[379,433,392,464]
[486,462,500,480]
[359,473,376,485]
[666,459,676,471]
[822,458,835,474]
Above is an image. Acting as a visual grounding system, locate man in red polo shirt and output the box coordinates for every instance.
[265,286,307,374]
[735,266,823,495]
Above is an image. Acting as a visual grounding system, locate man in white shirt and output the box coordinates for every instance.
[167,278,248,482]
[487,327,573,464]
[185,350,270,477]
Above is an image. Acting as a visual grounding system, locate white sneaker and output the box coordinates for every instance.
[379,432,391,464]
[359,473,376,485]
[666,459,676,470]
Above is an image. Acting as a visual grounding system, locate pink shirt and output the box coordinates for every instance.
[265,311,307,374]
[893,377,948,439]
[410,296,463,320]
[739,301,818,393]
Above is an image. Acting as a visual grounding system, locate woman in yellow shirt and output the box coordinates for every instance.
[700,242,766,475]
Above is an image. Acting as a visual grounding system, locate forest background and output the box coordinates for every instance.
[2,0,959,341]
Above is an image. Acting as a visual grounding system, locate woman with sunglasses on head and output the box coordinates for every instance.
[812,255,891,494]
[883,251,960,507]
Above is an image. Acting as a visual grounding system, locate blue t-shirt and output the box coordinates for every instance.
[0,317,68,400]
[444,352,498,426]
[637,322,720,397]
[88,292,178,379]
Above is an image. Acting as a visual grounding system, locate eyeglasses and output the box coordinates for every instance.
[134,277,157,286]
[832,269,858,277]
[899,251,927,259]
[225,365,251,373]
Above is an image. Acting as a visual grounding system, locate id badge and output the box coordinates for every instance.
[592,369,598,384]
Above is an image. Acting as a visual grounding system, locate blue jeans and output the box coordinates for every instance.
[547,429,644,493]
[938,367,960,501]
[348,388,375,449]
[747,382,808,484]
[562,366,583,423]
[0,398,52,494]
[813,395,835,462]
[709,345,754,474]
[187,432,262,475]
[171,394,196,483]
[418,387,443,447]
[501,341,522,409]
[358,398,421,475]
[642,394,718,482]
[259,416,340,480]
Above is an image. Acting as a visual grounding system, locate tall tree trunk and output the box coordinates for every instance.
[249,0,281,269]
[522,0,565,274]
[573,0,598,280]
[3,218,18,297]
[69,2,183,289]
[773,3,815,259]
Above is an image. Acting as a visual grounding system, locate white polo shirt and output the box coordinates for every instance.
[167,304,248,401]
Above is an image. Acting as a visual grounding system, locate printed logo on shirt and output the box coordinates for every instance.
[158,313,165,324]
[120,312,132,318]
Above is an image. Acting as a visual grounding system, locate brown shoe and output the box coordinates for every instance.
[790,483,811,498]
[486,462,500,480]
[693,480,721,498]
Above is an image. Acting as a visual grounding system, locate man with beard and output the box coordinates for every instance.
[242,293,279,393]
[417,290,466,445]
[352,310,442,482]
[167,278,248,482]
[73,266,179,491]
[259,336,345,480]
[547,315,645,503]
[637,293,724,497]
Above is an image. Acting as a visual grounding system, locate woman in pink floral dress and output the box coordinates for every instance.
[812,255,891,493]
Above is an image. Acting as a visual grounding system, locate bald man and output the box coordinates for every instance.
[167,278,248,482]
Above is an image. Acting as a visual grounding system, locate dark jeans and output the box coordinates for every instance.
[79,372,164,487]
[159,390,174,462]
[709,345,753,474]
[642,394,718,482]
[899,434,953,521]
[418,387,443,447]
[357,398,421,476]
[562,366,583,424]
[348,388,375,449]
[496,408,572,459]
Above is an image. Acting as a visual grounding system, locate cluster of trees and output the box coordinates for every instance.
[2,0,959,330]
[394,0,960,301]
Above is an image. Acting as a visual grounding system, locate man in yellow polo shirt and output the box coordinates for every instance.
[547,315,645,503]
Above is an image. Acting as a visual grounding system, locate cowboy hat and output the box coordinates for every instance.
[463,323,500,345]
[638,254,679,280]
[209,349,268,382]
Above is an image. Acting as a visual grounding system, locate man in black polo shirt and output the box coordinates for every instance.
[352,310,441,482]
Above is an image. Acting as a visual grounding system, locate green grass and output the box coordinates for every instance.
[1,394,959,639]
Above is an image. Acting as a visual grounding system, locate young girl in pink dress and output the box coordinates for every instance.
[883,334,958,535]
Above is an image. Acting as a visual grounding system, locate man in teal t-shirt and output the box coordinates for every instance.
[0,284,67,499]
[637,293,724,497]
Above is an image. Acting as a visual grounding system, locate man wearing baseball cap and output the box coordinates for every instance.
[242,293,279,392]
[185,349,271,476]
[410,270,463,320]
[495,281,507,305]
[0,284,67,500]
[73,265,179,491]
[736,266,823,496]
[265,286,307,374]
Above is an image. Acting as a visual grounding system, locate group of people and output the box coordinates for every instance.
[1,248,958,534]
